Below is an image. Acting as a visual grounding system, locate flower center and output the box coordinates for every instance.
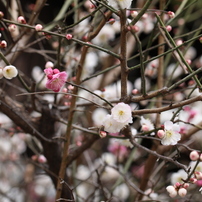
[119,110,124,116]
[166,130,173,138]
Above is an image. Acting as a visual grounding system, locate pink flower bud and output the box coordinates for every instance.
[142,124,149,132]
[45,61,54,69]
[167,11,175,18]
[17,16,26,24]
[176,39,183,46]
[131,25,140,32]
[66,34,73,40]
[99,131,107,138]
[132,89,139,95]
[38,155,47,163]
[195,171,202,180]
[183,183,189,189]
[35,24,43,31]
[174,182,181,188]
[157,130,165,139]
[53,69,60,74]
[68,85,74,90]
[190,177,197,183]
[0,40,7,48]
[8,24,17,32]
[186,59,192,65]
[190,150,199,161]
[166,25,172,32]
[47,74,53,79]
[178,188,187,197]
[131,11,138,18]
[199,37,202,43]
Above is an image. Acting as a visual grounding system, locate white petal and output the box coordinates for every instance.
[164,121,173,130]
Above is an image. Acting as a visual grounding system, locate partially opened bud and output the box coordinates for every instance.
[190,150,199,161]
[178,188,187,197]
[2,65,18,79]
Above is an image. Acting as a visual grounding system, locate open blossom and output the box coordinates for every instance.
[111,102,132,124]
[160,121,181,145]
[108,0,132,9]
[2,65,18,79]
[103,114,126,133]
[44,68,67,92]
[140,116,154,135]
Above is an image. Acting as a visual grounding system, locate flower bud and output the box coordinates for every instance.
[131,11,138,18]
[166,185,177,198]
[0,40,7,48]
[167,11,175,18]
[142,124,149,132]
[17,16,26,24]
[157,130,165,139]
[183,183,189,189]
[66,34,73,40]
[178,188,187,197]
[99,131,107,138]
[8,24,17,32]
[166,25,172,32]
[195,171,202,180]
[190,150,199,161]
[35,24,43,31]
[190,177,197,183]
[38,155,47,163]
[53,69,60,74]
[45,61,54,69]
[132,89,139,95]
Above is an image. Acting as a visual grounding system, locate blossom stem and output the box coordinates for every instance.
[130,0,153,26]
[156,14,202,91]
[119,9,128,100]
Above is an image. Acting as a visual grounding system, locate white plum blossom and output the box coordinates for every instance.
[160,121,181,145]
[171,169,188,185]
[92,108,108,126]
[113,183,130,200]
[103,114,126,133]
[102,103,133,133]
[140,116,155,135]
[108,0,132,10]
[2,65,18,79]
[111,102,132,124]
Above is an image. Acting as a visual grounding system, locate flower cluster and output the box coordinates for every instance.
[157,121,181,145]
[166,183,188,198]
[44,67,68,92]
[0,65,18,79]
[103,102,133,133]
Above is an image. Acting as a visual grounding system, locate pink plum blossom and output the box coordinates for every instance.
[45,71,67,92]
